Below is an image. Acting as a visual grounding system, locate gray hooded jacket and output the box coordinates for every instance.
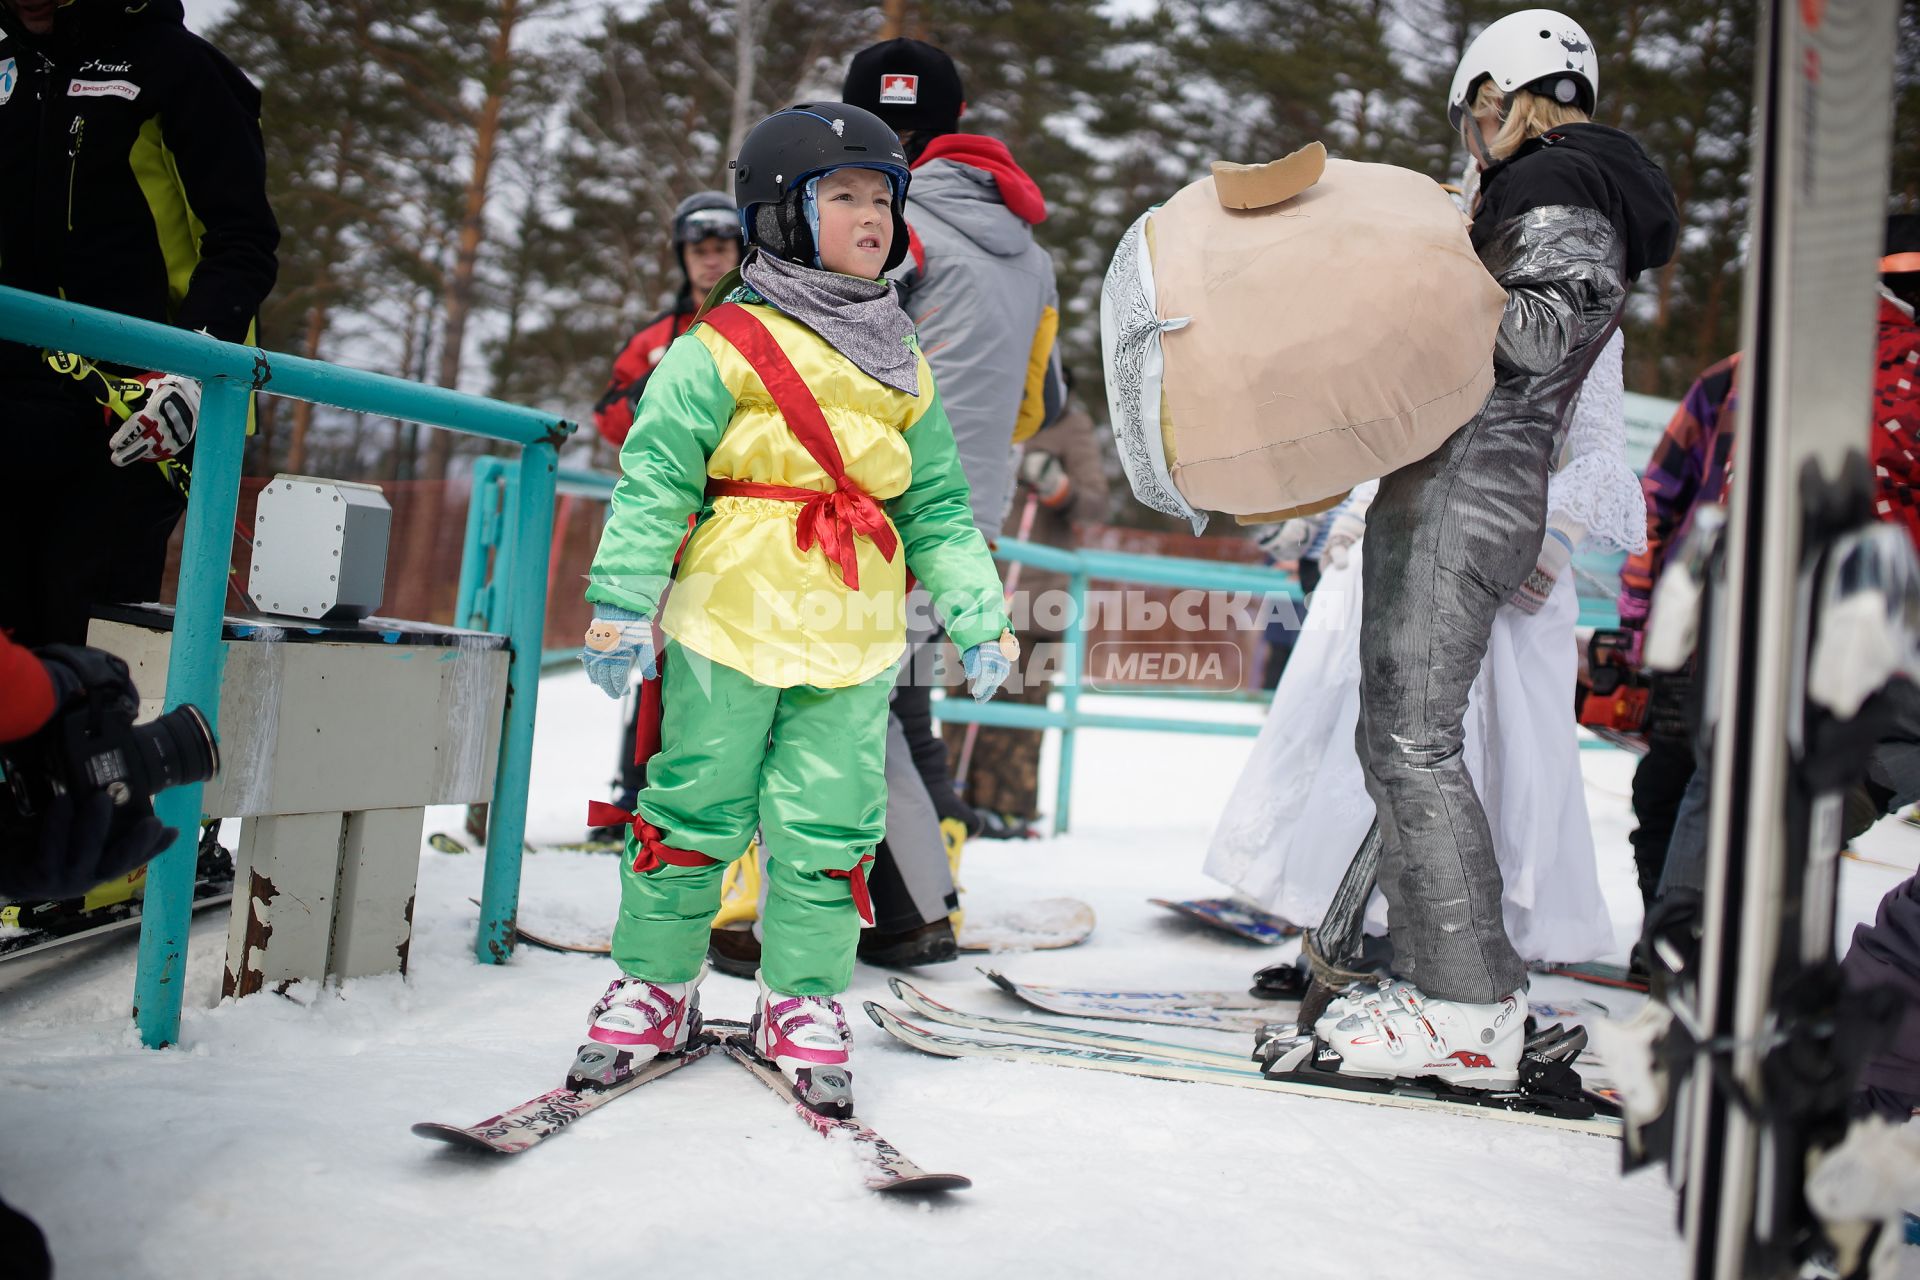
[892,137,1064,541]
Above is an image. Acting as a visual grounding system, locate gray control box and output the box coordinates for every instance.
[249,474,392,622]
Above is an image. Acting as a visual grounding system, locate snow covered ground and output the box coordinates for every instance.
[3,670,1914,1280]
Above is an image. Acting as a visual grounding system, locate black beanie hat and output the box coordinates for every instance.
[1885,213,1920,275]
[842,38,965,134]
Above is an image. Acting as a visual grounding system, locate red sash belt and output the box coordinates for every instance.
[706,478,897,591]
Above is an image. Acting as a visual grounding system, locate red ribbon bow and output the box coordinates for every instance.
[795,486,898,591]
[586,801,719,876]
[706,478,898,591]
[698,305,904,593]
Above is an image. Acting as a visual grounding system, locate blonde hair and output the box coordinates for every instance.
[1471,79,1589,162]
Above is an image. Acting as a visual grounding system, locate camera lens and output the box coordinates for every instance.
[125,704,220,799]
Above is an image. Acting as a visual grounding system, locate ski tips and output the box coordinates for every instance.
[862,1000,890,1029]
[980,968,1017,994]
[888,978,957,1015]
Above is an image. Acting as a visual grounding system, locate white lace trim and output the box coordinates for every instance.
[1100,210,1206,534]
[1549,329,1647,554]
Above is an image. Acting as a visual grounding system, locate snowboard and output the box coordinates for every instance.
[957,898,1095,953]
[432,833,622,856]
[1148,896,1298,944]
[1527,960,1649,993]
[465,898,611,956]
[483,898,1099,958]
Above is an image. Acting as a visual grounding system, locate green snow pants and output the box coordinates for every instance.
[614,643,893,995]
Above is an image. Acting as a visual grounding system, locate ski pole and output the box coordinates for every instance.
[954,491,1041,794]
[1295,819,1384,1031]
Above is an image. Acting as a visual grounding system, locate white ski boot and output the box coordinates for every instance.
[1312,978,1527,1090]
[566,971,703,1090]
[751,973,855,1118]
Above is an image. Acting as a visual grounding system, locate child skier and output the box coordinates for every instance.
[573,103,1016,1117]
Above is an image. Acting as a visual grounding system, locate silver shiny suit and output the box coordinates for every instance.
[1356,205,1629,1003]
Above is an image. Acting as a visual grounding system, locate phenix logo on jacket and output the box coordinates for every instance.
[891,133,1064,542]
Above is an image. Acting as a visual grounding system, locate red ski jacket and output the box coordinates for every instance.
[593,308,697,448]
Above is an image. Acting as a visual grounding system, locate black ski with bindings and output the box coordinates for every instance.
[1618,2,1912,1276]
[0,836,235,963]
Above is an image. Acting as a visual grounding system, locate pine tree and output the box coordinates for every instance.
[497,0,882,463]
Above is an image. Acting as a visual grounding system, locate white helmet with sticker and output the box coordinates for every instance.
[1446,9,1599,132]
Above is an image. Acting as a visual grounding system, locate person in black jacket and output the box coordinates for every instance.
[0,0,278,647]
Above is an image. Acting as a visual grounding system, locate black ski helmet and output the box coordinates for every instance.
[731,103,912,273]
[665,190,740,300]
[672,190,741,247]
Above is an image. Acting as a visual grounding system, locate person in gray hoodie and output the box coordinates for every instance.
[839,39,1066,963]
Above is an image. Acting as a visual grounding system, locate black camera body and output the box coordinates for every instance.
[0,646,218,833]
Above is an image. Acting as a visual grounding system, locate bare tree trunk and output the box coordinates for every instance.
[286,303,330,473]
[880,0,908,39]
[725,0,761,164]
[489,138,552,411]
[250,395,279,476]
[286,87,363,476]
[389,286,428,483]
[420,0,522,482]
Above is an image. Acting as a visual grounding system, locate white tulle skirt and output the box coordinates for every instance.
[1203,542,1613,963]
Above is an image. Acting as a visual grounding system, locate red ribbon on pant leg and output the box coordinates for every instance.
[825,852,876,927]
[584,801,720,876]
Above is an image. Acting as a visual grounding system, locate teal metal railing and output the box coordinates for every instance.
[931,537,1300,833]
[456,458,612,667]
[0,286,574,1048]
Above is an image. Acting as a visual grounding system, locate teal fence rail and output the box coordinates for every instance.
[0,286,574,1048]
[457,458,612,667]
[931,537,1300,834]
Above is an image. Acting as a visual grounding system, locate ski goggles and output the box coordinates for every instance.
[678,207,742,245]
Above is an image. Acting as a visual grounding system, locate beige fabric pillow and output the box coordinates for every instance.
[1147,157,1506,519]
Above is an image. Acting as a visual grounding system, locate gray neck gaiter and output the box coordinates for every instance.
[739,250,920,396]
